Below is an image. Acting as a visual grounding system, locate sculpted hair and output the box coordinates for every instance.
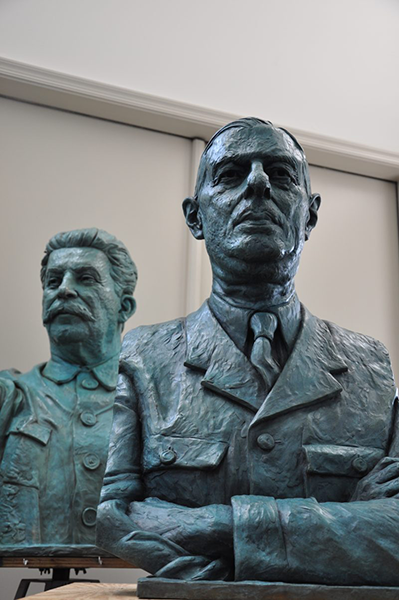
[40,228,137,298]
[194,117,311,197]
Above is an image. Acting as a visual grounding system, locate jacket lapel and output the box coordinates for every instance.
[184,302,348,420]
[184,302,264,412]
[251,307,348,426]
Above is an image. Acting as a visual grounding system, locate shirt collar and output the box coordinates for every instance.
[208,292,302,355]
[42,354,120,391]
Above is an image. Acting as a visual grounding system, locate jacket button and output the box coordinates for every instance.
[81,507,97,527]
[83,453,101,470]
[80,411,97,427]
[81,377,99,390]
[257,433,275,451]
[160,449,177,465]
[352,456,368,474]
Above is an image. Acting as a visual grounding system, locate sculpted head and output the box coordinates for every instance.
[41,228,137,361]
[183,118,320,285]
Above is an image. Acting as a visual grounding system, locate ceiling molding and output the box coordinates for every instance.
[1,57,398,181]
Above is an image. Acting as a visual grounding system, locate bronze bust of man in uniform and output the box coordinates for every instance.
[97,119,399,585]
[0,228,136,553]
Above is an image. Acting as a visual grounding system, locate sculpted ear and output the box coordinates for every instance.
[118,295,136,326]
[182,197,204,240]
[305,193,321,241]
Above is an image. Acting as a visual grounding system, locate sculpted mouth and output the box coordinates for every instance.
[56,309,83,317]
[234,209,281,228]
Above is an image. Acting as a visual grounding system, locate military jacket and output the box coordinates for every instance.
[0,358,116,550]
[98,302,399,585]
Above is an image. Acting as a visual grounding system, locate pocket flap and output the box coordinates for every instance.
[303,444,385,477]
[143,434,228,473]
[8,420,52,446]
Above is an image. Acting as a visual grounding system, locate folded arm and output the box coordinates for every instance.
[96,372,233,579]
[97,372,399,584]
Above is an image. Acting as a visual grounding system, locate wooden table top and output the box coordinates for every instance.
[25,579,399,600]
[26,582,139,599]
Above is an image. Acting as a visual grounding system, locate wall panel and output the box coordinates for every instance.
[0,97,192,371]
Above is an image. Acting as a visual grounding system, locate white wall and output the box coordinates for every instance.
[0,0,398,153]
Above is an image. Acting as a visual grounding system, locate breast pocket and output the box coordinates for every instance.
[142,434,229,506]
[1,420,52,487]
[143,433,228,473]
[303,444,385,502]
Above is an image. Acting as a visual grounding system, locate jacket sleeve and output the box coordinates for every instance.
[0,377,24,461]
[96,368,232,579]
[231,495,399,585]
[232,398,399,586]
[98,371,144,506]
[96,370,193,573]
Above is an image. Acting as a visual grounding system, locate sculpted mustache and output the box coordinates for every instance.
[43,303,95,323]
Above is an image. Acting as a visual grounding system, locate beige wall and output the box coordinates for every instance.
[0,0,398,153]
[0,97,192,372]
[299,166,399,378]
[2,96,398,376]
[1,96,399,597]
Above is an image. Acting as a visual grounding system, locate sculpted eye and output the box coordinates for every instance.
[223,169,238,178]
[268,165,296,186]
[216,166,245,184]
[79,274,97,284]
[46,278,61,289]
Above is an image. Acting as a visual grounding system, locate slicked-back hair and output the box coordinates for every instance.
[40,228,137,298]
[194,117,311,198]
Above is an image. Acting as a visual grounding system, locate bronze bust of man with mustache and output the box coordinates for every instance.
[97,118,399,590]
[0,228,136,554]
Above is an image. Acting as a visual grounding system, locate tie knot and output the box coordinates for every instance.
[250,312,278,342]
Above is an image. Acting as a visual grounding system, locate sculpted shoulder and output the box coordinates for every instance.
[120,317,186,366]
[0,364,51,413]
[0,367,22,380]
[324,318,396,391]
[326,318,391,362]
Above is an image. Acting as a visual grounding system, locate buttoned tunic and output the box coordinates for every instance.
[0,356,117,549]
[98,301,399,585]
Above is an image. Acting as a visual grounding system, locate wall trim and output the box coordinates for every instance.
[1,57,399,181]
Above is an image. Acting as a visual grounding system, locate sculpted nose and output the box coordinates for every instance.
[57,274,78,299]
[245,162,271,199]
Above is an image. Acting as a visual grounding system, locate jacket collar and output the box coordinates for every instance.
[184,301,348,419]
[42,354,119,391]
[208,292,301,355]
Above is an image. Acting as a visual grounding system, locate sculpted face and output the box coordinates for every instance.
[186,125,319,279]
[42,247,122,349]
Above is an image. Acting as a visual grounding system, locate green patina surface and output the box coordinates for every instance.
[0,228,136,553]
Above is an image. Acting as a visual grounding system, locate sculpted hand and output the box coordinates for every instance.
[154,554,233,581]
[351,457,399,501]
[97,499,189,575]
[128,497,234,561]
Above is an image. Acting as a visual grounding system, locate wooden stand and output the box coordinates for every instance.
[13,567,100,599]
[13,582,138,599]
[0,556,132,599]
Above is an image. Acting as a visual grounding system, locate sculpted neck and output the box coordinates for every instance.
[49,329,122,367]
[210,259,296,310]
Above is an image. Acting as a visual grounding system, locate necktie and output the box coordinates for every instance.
[250,312,280,392]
